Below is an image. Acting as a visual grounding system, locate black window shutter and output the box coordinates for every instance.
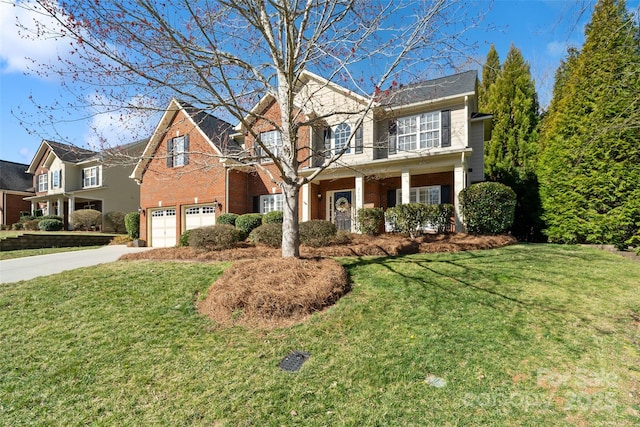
[388,120,397,155]
[252,196,260,213]
[96,167,100,186]
[59,170,62,187]
[441,185,452,204]
[355,126,363,154]
[166,138,174,168]
[81,169,85,186]
[387,189,397,208]
[441,110,451,147]
[323,127,332,158]
[183,134,190,165]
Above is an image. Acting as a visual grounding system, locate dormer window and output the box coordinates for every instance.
[82,166,100,188]
[37,173,48,192]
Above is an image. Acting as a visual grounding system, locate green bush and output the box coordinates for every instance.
[356,208,384,236]
[262,210,284,225]
[385,203,429,239]
[425,203,454,233]
[105,211,127,233]
[459,182,516,235]
[179,229,192,247]
[299,220,337,247]
[70,209,103,231]
[188,224,242,250]
[249,223,283,248]
[216,213,239,226]
[11,222,23,230]
[20,219,41,231]
[38,218,64,231]
[38,215,63,222]
[235,213,263,239]
[124,212,140,239]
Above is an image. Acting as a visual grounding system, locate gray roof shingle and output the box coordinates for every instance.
[45,140,98,163]
[0,160,33,192]
[377,70,478,108]
[178,102,241,154]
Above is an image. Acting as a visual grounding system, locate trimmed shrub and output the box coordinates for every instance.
[356,207,384,236]
[459,182,516,235]
[425,203,455,233]
[299,220,337,247]
[216,213,239,226]
[11,222,23,230]
[38,215,63,222]
[179,229,192,247]
[38,218,64,231]
[21,219,41,231]
[235,213,263,239]
[188,224,242,250]
[124,212,140,239]
[105,211,127,233]
[70,209,103,231]
[249,223,283,248]
[385,203,429,239]
[262,210,284,225]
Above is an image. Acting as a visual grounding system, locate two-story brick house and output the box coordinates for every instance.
[135,70,490,247]
[25,139,145,230]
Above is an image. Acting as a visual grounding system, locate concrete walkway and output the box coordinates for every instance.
[0,245,153,284]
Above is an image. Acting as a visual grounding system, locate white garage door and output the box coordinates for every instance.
[150,208,177,247]
[185,205,216,230]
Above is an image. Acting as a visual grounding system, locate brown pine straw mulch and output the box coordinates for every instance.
[120,233,517,329]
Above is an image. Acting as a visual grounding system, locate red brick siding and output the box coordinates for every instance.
[1,193,32,225]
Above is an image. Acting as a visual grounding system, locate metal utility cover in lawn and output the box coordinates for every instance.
[279,350,310,372]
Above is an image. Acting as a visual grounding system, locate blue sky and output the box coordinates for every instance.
[1,0,638,165]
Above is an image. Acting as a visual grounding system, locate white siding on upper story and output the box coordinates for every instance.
[468,121,485,183]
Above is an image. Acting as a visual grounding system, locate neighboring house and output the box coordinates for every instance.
[135,70,491,247]
[25,139,145,231]
[0,160,34,227]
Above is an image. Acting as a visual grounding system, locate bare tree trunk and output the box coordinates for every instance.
[281,182,300,258]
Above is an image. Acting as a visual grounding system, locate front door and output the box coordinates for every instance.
[332,191,352,231]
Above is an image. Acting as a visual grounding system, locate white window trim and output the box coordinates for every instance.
[38,173,48,192]
[173,135,186,167]
[258,130,283,163]
[260,194,284,214]
[396,185,441,205]
[333,123,352,155]
[395,112,441,152]
[83,166,101,188]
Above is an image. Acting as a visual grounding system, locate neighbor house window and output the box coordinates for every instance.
[37,173,48,192]
[83,166,100,188]
[255,130,282,163]
[167,135,189,167]
[396,185,441,205]
[51,170,61,188]
[390,110,450,153]
[260,194,284,213]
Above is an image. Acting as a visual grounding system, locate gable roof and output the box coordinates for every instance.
[131,99,237,182]
[26,140,98,173]
[0,160,33,192]
[376,70,478,108]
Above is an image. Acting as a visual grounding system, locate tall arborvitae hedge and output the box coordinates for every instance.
[537,0,640,247]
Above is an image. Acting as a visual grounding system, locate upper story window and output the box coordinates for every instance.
[83,166,100,188]
[37,173,48,192]
[255,130,282,163]
[167,135,189,168]
[334,123,351,155]
[323,123,364,158]
[260,194,283,213]
[389,110,450,154]
[51,170,61,189]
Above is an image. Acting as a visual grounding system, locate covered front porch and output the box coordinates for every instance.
[24,194,103,230]
[301,151,470,232]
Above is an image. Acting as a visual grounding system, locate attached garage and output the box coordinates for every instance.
[184,205,216,230]
[150,208,177,247]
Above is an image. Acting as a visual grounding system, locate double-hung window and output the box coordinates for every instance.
[51,170,61,188]
[260,194,284,213]
[83,166,100,188]
[396,185,441,206]
[391,110,450,153]
[167,135,189,167]
[256,130,282,163]
[37,173,48,192]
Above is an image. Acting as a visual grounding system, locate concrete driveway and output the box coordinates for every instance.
[0,245,153,284]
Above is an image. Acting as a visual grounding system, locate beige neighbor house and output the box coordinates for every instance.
[26,139,146,231]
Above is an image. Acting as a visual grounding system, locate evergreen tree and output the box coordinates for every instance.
[479,44,500,110]
[480,44,542,240]
[538,0,640,247]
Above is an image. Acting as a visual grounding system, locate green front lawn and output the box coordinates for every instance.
[1,244,638,426]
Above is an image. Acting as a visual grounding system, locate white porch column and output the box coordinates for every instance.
[68,196,75,230]
[301,183,311,222]
[57,197,64,217]
[454,163,467,232]
[31,202,35,215]
[354,174,364,211]
[401,170,411,204]
[44,201,50,216]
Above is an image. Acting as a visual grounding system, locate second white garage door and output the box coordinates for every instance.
[150,208,177,248]
[185,205,216,230]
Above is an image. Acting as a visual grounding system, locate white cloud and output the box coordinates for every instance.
[0,0,72,74]
[84,94,161,149]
